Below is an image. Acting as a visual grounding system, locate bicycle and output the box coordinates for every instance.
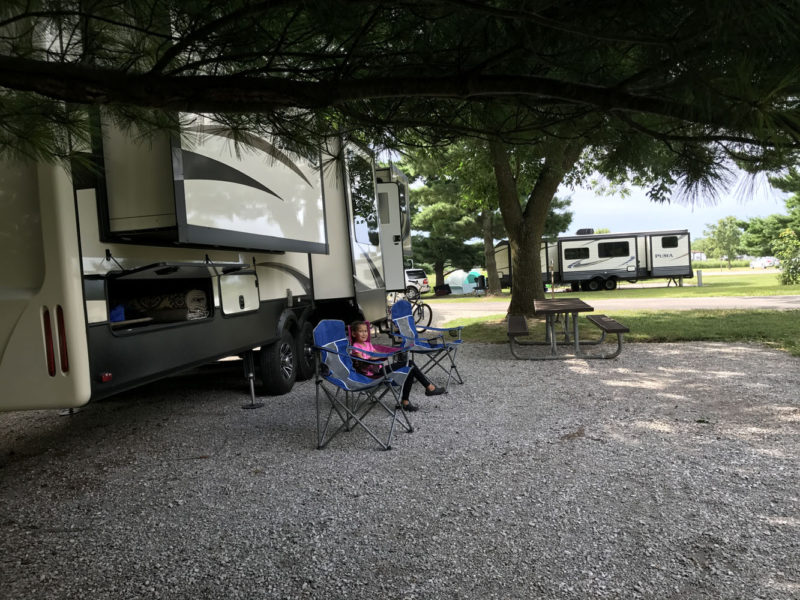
[381,291,433,333]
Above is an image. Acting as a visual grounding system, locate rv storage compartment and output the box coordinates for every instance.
[105,263,213,330]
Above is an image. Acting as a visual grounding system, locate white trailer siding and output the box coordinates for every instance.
[0,161,91,411]
[376,165,412,292]
[649,232,692,277]
[558,235,639,282]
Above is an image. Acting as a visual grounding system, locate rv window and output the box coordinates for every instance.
[564,247,589,260]
[346,149,378,246]
[378,192,390,224]
[662,236,679,248]
[598,241,630,258]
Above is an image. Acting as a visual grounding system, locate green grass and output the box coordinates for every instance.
[423,271,800,302]
[445,309,800,356]
[425,271,800,355]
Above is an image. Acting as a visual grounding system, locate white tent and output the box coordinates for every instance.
[444,269,482,294]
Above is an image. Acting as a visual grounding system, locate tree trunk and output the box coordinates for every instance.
[488,137,585,317]
[433,259,446,291]
[481,210,502,295]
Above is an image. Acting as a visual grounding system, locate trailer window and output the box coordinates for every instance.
[346,149,379,245]
[598,241,630,258]
[661,236,679,248]
[564,248,589,260]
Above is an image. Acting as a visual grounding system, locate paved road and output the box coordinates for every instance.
[430,294,800,325]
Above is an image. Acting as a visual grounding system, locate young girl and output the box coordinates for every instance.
[349,321,445,412]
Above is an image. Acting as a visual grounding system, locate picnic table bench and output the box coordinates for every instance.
[508,312,629,360]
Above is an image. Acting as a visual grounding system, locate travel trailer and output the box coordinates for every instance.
[0,116,408,412]
[495,229,693,291]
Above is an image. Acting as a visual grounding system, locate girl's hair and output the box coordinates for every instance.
[350,320,368,331]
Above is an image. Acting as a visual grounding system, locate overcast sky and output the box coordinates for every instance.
[559,173,790,241]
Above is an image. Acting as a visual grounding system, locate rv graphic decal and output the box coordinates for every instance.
[184,125,314,187]
[567,256,634,269]
[257,262,313,296]
[179,149,284,200]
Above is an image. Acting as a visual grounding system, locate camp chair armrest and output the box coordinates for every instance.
[346,346,399,360]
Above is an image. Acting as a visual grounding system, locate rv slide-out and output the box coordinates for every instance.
[0,118,408,412]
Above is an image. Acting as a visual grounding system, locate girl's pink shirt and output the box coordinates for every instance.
[351,340,375,359]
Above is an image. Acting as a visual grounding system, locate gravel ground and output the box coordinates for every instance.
[1,341,799,599]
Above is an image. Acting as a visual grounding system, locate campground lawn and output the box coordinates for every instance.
[428,271,800,356]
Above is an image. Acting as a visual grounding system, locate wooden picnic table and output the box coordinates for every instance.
[532,297,595,355]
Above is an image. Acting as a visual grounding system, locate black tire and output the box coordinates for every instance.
[587,277,603,292]
[413,302,433,329]
[405,286,420,301]
[580,281,590,292]
[259,329,296,395]
[294,321,315,381]
[603,277,618,291]
[571,282,581,292]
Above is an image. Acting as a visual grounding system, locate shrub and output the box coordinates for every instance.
[773,229,800,285]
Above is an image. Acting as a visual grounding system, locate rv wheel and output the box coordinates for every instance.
[294,321,315,381]
[604,278,618,291]
[259,329,297,395]
[587,277,603,292]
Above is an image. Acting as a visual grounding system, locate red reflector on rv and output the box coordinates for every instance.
[100,372,113,383]
[56,305,69,373]
[43,308,56,377]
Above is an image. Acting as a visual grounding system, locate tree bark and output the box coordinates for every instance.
[481,210,502,295]
[488,137,585,317]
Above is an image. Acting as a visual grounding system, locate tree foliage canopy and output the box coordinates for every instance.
[2,0,800,173]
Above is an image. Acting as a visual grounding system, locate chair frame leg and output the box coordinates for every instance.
[315,380,410,450]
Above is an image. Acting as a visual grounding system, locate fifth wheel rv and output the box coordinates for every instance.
[0,116,409,412]
[495,229,693,291]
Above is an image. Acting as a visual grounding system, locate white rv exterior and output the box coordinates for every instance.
[375,165,412,292]
[494,229,693,291]
[0,117,398,412]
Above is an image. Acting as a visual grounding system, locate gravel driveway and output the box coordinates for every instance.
[1,340,799,599]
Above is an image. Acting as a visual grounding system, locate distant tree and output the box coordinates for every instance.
[739,214,792,257]
[768,168,800,235]
[692,237,709,254]
[703,217,743,267]
[772,229,800,285]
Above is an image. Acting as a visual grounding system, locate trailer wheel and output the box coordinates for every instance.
[259,329,296,395]
[571,282,581,292]
[580,281,590,292]
[294,321,315,382]
[603,277,618,291]
[587,277,603,292]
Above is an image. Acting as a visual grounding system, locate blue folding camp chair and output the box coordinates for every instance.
[313,319,413,450]
[390,299,463,391]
